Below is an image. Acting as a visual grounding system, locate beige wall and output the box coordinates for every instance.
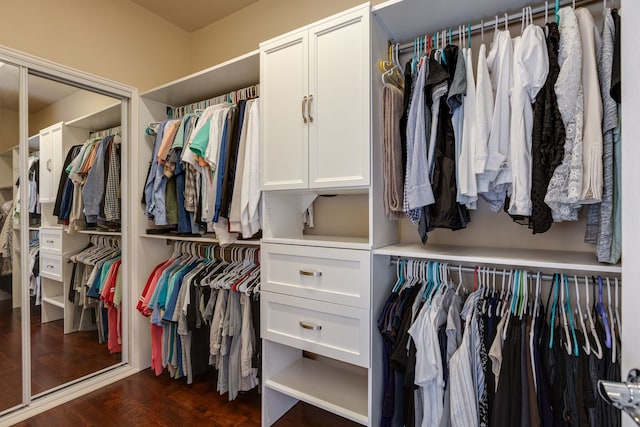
[0,0,387,131]
[0,0,193,92]
[0,108,19,153]
[190,0,375,71]
[29,91,116,135]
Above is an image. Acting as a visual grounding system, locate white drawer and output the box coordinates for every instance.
[261,291,370,367]
[261,243,370,308]
[40,253,63,281]
[40,227,63,254]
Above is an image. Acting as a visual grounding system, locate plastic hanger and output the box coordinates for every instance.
[574,275,591,355]
[558,274,572,355]
[504,13,509,31]
[495,15,499,33]
[455,264,464,295]
[530,272,541,392]
[606,277,617,362]
[596,276,612,349]
[585,276,603,359]
[614,277,621,346]
[549,274,560,349]
[555,0,560,24]
[392,258,405,293]
[564,275,579,356]
[467,24,472,49]
[503,270,520,341]
[481,19,484,44]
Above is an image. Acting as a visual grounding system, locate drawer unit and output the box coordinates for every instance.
[40,252,63,281]
[261,243,370,308]
[262,291,370,367]
[40,227,63,255]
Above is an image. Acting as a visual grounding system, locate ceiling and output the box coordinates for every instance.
[130,0,260,32]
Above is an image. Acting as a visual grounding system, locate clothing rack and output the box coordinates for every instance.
[89,125,121,139]
[88,234,120,248]
[389,256,622,283]
[394,0,604,51]
[167,83,260,119]
[171,240,260,264]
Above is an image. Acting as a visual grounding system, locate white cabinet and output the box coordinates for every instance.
[38,122,86,203]
[260,6,370,190]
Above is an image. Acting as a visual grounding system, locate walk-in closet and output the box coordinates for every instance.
[0,0,639,426]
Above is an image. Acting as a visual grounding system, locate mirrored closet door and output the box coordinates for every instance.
[26,74,126,397]
[0,61,23,414]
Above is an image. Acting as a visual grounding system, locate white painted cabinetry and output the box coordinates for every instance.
[260,7,370,191]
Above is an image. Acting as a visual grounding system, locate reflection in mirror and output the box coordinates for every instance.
[0,61,22,413]
[28,74,124,397]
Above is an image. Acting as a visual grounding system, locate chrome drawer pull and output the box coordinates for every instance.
[47,265,54,269]
[299,269,322,277]
[299,321,322,331]
[46,240,54,244]
[302,96,308,123]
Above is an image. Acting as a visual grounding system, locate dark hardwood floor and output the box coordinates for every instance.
[0,299,23,412]
[3,298,360,426]
[0,298,121,410]
[15,368,360,427]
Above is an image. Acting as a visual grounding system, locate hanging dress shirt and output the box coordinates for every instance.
[456,48,479,209]
[480,30,513,211]
[508,24,549,216]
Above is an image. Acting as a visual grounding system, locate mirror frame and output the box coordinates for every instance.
[0,45,139,424]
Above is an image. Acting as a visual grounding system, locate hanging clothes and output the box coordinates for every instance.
[138,243,261,399]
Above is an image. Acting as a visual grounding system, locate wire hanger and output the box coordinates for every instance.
[564,274,579,356]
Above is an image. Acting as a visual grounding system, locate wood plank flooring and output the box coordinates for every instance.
[3,299,360,426]
[16,368,361,426]
[0,299,121,411]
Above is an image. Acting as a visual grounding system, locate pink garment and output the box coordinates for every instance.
[107,305,121,354]
[151,324,164,376]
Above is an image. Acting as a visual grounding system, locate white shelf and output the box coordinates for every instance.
[140,50,259,107]
[374,243,622,274]
[42,295,65,309]
[262,235,371,250]
[141,233,261,246]
[66,102,121,132]
[265,358,368,425]
[373,0,535,43]
[76,230,122,237]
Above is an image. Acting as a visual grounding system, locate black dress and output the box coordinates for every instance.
[529,23,565,234]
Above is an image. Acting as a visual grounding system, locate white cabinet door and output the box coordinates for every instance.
[308,9,370,189]
[260,30,309,190]
[38,126,55,203]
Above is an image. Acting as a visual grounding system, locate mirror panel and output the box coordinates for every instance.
[0,61,22,413]
[28,74,124,396]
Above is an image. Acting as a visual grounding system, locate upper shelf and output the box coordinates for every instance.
[66,102,121,132]
[140,50,260,107]
[373,0,547,43]
[373,243,622,274]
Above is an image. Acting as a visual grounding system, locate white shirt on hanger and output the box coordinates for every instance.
[508,24,549,216]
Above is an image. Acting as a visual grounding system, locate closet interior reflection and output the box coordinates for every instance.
[0,61,22,414]
[27,74,125,397]
[0,69,128,406]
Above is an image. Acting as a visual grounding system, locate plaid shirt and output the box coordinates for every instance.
[104,140,121,222]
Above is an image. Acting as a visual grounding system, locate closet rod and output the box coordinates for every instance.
[388,258,621,282]
[396,0,603,52]
[168,83,260,119]
[90,125,121,139]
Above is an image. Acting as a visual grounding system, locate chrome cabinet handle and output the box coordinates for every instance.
[302,96,308,123]
[299,269,321,277]
[299,321,321,331]
[307,94,313,123]
[46,159,52,172]
[46,240,54,244]
[47,265,54,269]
